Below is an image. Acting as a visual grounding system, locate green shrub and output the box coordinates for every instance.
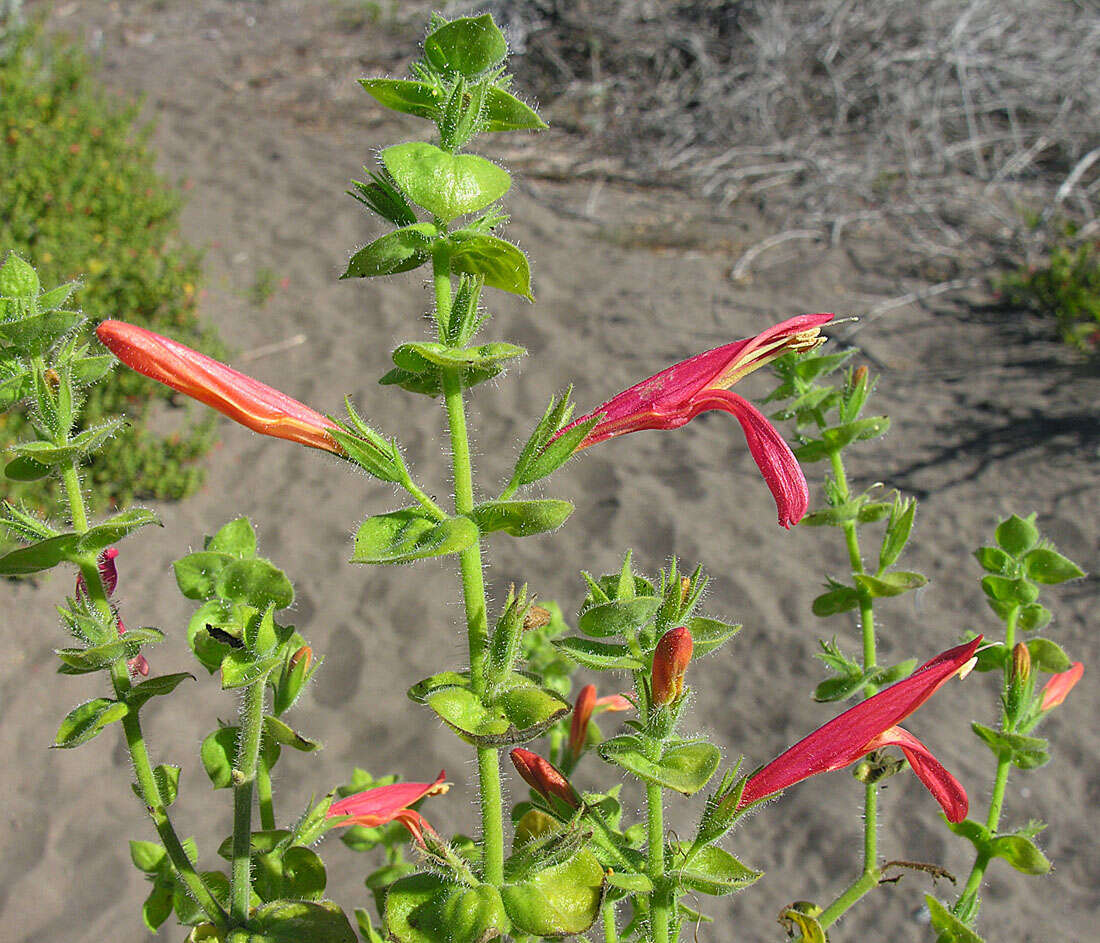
[1001,233,1100,352]
[0,21,222,520]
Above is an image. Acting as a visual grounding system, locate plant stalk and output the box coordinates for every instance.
[230,678,267,924]
[646,781,669,943]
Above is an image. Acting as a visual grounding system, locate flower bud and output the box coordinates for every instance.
[650,626,693,707]
[1010,642,1031,684]
[679,575,692,605]
[569,684,596,762]
[289,645,313,673]
[510,748,580,810]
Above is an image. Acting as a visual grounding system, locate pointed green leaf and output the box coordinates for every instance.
[201,726,239,789]
[206,517,257,557]
[552,637,645,671]
[470,499,573,536]
[811,584,861,616]
[925,895,986,942]
[11,418,124,466]
[685,616,742,657]
[131,763,181,808]
[995,514,1039,556]
[77,507,162,553]
[382,143,510,223]
[974,546,1015,575]
[1018,603,1052,632]
[0,253,40,297]
[425,674,569,746]
[1025,637,1071,673]
[673,844,762,895]
[55,626,165,672]
[599,736,720,795]
[341,224,437,279]
[483,87,547,132]
[1023,547,1085,584]
[216,558,294,610]
[53,697,129,748]
[263,714,322,752]
[221,649,283,689]
[449,231,532,299]
[577,596,661,638]
[4,455,50,481]
[352,508,479,564]
[358,78,443,119]
[423,14,508,77]
[853,571,927,597]
[174,550,234,600]
[988,834,1051,875]
[130,839,168,874]
[391,341,526,373]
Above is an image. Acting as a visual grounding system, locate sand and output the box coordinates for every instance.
[2,3,1097,941]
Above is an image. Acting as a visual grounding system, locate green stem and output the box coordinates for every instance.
[62,461,89,533]
[646,782,669,943]
[257,759,276,831]
[603,898,619,943]
[230,679,267,924]
[435,250,504,888]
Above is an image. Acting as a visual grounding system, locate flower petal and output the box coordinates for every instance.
[1040,661,1083,711]
[740,637,981,807]
[866,726,968,822]
[328,770,448,825]
[96,320,341,454]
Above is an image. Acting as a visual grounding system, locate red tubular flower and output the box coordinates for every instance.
[96,320,341,454]
[555,313,833,527]
[1039,662,1083,711]
[738,637,982,822]
[327,770,449,844]
[510,748,581,810]
[651,626,693,707]
[569,684,597,762]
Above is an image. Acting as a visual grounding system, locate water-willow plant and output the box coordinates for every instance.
[764,353,1087,941]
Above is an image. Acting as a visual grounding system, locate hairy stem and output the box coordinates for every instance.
[435,251,504,887]
[230,679,267,924]
[257,759,276,831]
[646,781,669,943]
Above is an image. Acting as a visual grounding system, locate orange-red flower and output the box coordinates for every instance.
[1039,662,1083,711]
[327,770,449,844]
[556,313,832,527]
[568,684,632,762]
[738,637,981,822]
[96,320,341,453]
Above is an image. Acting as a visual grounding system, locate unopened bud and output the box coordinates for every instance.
[852,365,868,388]
[569,684,596,762]
[44,368,61,390]
[1010,642,1031,684]
[679,576,692,605]
[289,645,313,673]
[651,626,693,707]
[510,748,581,810]
[523,605,551,631]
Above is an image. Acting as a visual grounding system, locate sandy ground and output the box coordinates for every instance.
[2,3,1097,941]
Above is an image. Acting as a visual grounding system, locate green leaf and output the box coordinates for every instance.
[1026,637,1071,673]
[341,224,437,279]
[0,253,40,297]
[449,231,533,299]
[393,340,527,373]
[0,532,79,574]
[0,308,83,356]
[201,726,239,789]
[174,550,234,600]
[221,649,283,689]
[382,143,510,223]
[423,14,508,77]
[130,839,168,874]
[216,557,294,610]
[995,514,1039,556]
[251,846,329,904]
[4,455,50,480]
[801,499,865,526]
[685,616,742,657]
[384,874,509,943]
[599,736,720,795]
[988,834,1051,875]
[971,722,1049,769]
[503,849,604,936]
[55,626,165,671]
[470,499,573,536]
[811,584,861,616]
[603,871,653,893]
[925,895,986,942]
[358,78,443,120]
[425,673,570,746]
[1018,603,1052,632]
[352,508,479,564]
[77,507,161,552]
[552,637,645,671]
[483,87,547,132]
[853,571,927,597]
[263,714,322,752]
[11,418,124,466]
[813,672,867,703]
[131,763,181,808]
[1023,547,1085,584]
[981,574,1038,605]
[778,904,828,943]
[673,844,762,895]
[822,416,890,450]
[53,697,128,748]
[242,899,356,943]
[577,596,661,638]
[974,546,1015,575]
[407,669,472,704]
[879,497,915,570]
[206,516,257,557]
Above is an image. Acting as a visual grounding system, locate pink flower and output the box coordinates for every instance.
[651,626,693,707]
[75,547,147,677]
[96,320,341,454]
[1039,662,1083,711]
[327,770,449,844]
[738,637,982,822]
[596,693,632,712]
[556,314,832,527]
